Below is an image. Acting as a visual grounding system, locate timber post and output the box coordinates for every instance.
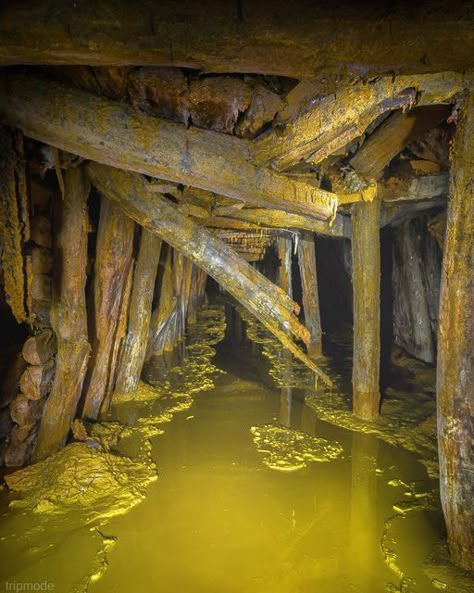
[437,91,474,571]
[297,231,323,357]
[351,196,381,420]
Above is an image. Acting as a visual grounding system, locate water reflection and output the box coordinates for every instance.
[349,432,380,592]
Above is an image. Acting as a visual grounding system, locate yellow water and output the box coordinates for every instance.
[97,372,443,593]
[0,307,453,593]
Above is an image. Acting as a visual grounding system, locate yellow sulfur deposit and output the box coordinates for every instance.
[250,424,343,471]
[5,442,157,522]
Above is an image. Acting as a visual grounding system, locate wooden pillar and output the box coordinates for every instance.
[115,229,162,394]
[437,92,474,571]
[349,107,448,419]
[392,220,435,364]
[147,247,176,358]
[351,197,381,419]
[277,235,293,298]
[82,196,135,420]
[34,167,90,459]
[297,231,322,357]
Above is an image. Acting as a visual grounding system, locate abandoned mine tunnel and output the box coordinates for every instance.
[0,2,473,592]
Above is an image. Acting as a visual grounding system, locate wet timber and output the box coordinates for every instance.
[437,92,474,571]
[1,1,474,80]
[86,162,333,386]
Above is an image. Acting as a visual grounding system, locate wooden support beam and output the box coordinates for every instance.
[82,197,135,420]
[34,167,90,459]
[0,73,340,222]
[392,221,435,364]
[86,162,333,386]
[0,127,30,323]
[380,172,449,203]
[437,92,474,571]
[350,106,450,180]
[297,232,323,357]
[254,73,466,170]
[382,197,447,228]
[1,2,474,80]
[147,247,176,359]
[277,236,293,298]
[349,101,448,419]
[351,197,381,420]
[207,207,350,237]
[115,229,162,394]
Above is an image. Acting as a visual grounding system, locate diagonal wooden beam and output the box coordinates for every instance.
[0,73,342,222]
[86,162,334,386]
[254,73,467,170]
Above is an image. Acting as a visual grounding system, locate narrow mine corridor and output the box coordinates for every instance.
[0,3,473,592]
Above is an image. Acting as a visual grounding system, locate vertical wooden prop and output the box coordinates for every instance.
[297,231,322,357]
[392,220,435,364]
[0,127,30,323]
[277,235,293,298]
[82,197,135,420]
[115,229,162,394]
[34,167,90,459]
[147,247,175,358]
[437,92,474,571]
[351,196,381,420]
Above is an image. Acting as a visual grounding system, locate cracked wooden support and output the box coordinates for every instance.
[115,229,162,395]
[1,2,474,79]
[297,232,323,357]
[87,162,333,386]
[82,197,135,420]
[0,126,30,323]
[34,167,91,460]
[0,73,341,223]
[437,92,474,571]
[254,73,466,170]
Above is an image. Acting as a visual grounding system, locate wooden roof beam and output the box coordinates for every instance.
[1,1,474,79]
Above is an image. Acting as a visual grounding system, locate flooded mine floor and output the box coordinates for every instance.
[0,305,466,593]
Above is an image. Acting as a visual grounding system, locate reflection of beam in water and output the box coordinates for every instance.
[280,387,292,427]
[349,432,379,592]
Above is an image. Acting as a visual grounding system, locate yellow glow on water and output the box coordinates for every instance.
[0,305,457,593]
[0,373,450,593]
